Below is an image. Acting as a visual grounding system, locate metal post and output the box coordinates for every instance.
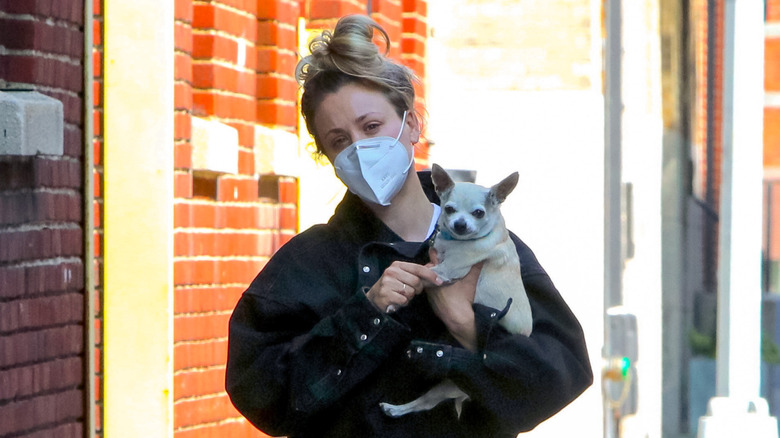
[698,0,777,436]
[603,0,623,436]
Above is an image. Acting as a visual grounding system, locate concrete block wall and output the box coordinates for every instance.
[0,0,87,436]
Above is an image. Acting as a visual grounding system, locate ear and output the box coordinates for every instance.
[431,163,455,195]
[490,172,519,204]
[407,111,421,144]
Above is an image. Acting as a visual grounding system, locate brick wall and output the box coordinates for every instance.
[91,0,104,435]
[766,0,780,168]
[0,0,87,437]
[173,0,297,436]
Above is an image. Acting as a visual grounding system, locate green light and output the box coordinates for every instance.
[620,357,630,377]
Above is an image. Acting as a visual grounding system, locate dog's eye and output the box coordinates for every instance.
[444,206,456,215]
[472,209,485,219]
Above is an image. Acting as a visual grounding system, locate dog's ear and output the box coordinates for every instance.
[490,172,519,204]
[431,163,455,195]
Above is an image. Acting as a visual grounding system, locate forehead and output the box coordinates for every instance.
[446,183,489,206]
[313,83,396,132]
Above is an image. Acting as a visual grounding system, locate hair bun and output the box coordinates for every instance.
[296,15,390,84]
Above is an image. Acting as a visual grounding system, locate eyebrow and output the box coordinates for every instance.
[323,112,382,140]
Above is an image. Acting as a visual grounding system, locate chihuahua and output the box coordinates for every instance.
[380,164,533,418]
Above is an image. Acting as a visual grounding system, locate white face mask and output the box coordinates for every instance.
[333,111,413,206]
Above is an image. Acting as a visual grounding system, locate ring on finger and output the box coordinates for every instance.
[402,283,407,293]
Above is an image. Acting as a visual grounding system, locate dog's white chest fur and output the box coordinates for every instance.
[379,164,533,419]
[432,220,532,336]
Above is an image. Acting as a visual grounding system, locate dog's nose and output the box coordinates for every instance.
[453,220,469,235]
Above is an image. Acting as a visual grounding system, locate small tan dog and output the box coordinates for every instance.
[380,164,533,418]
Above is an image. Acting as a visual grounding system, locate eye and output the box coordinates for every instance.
[472,209,485,219]
[365,122,381,133]
[444,206,456,215]
[330,136,350,150]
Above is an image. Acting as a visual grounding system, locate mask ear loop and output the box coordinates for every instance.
[397,110,415,173]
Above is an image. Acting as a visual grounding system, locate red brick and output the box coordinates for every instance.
[175,141,193,169]
[192,63,256,95]
[175,111,192,140]
[0,294,83,333]
[238,147,255,174]
[174,201,193,228]
[0,389,83,436]
[193,3,257,40]
[0,18,84,57]
[175,21,193,53]
[0,326,83,368]
[767,38,780,92]
[257,20,296,48]
[193,91,256,120]
[228,121,255,148]
[22,261,84,296]
[216,176,259,202]
[0,357,82,402]
[257,46,297,74]
[93,48,101,77]
[174,258,218,286]
[190,202,219,228]
[175,171,194,198]
[258,0,299,22]
[21,421,82,438]
[257,74,297,100]
[174,339,228,370]
[278,177,298,203]
[403,0,427,15]
[174,285,244,314]
[173,392,237,429]
[174,367,226,399]
[220,258,264,284]
[175,81,193,110]
[256,99,297,127]
[279,205,297,230]
[175,51,193,82]
[174,312,231,342]
[765,108,780,167]
[174,419,264,438]
[402,16,427,35]
[769,0,780,21]
[175,0,193,22]
[308,0,365,20]
[0,54,83,92]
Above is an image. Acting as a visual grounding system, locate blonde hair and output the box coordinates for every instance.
[295,15,418,155]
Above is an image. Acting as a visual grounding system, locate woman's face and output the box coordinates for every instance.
[313,83,420,164]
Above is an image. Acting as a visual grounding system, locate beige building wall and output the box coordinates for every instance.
[426,0,605,436]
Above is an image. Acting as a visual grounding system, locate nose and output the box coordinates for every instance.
[453,219,469,235]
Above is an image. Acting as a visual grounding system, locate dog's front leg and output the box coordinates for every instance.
[380,379,469,418]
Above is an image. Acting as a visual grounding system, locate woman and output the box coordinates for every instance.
[226,14,592,437]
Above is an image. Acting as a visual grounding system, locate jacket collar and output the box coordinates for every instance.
[328,171,440,244]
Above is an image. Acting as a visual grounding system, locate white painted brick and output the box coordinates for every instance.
[0,91,64,156]
[191,116,238,175]
[255,125,300,177]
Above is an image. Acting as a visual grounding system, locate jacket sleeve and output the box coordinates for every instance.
[225,246,412,435]
[404,234,593,435]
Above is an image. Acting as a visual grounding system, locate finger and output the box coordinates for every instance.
[428,247,439,265]
[385,262,441,292]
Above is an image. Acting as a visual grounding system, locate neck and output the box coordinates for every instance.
[369,171,433,241]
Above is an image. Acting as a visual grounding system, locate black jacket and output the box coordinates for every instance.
[226,172,593,437]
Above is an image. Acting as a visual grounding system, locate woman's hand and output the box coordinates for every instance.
[426,250,482,351]
[366,261,443,314]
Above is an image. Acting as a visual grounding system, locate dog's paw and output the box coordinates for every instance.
[430,266,452,284]
[380,402,410,418]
